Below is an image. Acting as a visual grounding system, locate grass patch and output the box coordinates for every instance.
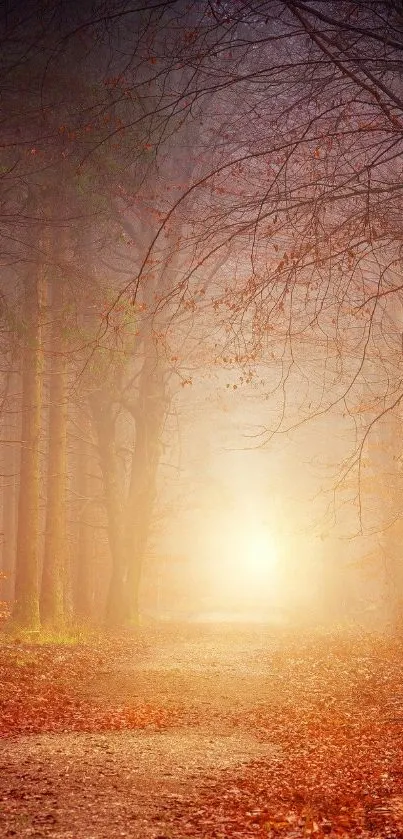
[0,621,101,647]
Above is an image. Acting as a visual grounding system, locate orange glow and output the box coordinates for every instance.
[205,508,280,609]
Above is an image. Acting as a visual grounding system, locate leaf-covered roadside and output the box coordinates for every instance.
[0,635,185,737]
[154,632,403,839]
[178,702,403,839]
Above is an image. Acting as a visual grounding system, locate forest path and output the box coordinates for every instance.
[80,623,286,716]
[1,624,403,838]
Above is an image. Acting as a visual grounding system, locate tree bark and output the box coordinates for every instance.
[40,245,67,628]
[74,410,95,620]
[13,251,44,630]
[91,394,128,626]
[1,373,19,606]
[125,345,166,624]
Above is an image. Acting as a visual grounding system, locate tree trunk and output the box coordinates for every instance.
[2,445,18,605]
[74,411,95,620]
[40,249,67,628]
[1,374,19,606]
[13,258,44,630]
[91,395,128,626]
[125,347,166,624]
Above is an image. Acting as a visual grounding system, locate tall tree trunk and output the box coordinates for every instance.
[40,246,67,627]
[1,373,19,605]
[74,409,95,620]
[1,441,17,604]
[368,415,403,632]
[13,251,44,630]
[91,394,127,626]
[125,346,166,624]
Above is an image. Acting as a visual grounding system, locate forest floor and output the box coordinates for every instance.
[0,623,403,839]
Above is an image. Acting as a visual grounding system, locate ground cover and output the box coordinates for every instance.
[0,625,402,838]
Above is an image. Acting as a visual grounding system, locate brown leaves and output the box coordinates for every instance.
[156,631,403,839]
[1,630,403,838]
[0,643,185,738]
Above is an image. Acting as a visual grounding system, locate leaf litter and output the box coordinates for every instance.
[0,625,402,838]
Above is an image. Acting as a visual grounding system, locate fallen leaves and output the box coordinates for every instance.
[0,627,402,838]
[0,640,184,738]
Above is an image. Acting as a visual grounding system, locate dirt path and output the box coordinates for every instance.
[1,624,403,838]
[80,624,284,716]
[1,729,278,838]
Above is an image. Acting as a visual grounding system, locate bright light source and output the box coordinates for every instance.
[237,528,278,579]
[225,521,278,593]
[205,506,280,609]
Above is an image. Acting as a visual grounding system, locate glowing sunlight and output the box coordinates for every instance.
[204,505,280,614]
[229,522,278,586]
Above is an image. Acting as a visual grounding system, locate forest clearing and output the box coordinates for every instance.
[1,624,403,839]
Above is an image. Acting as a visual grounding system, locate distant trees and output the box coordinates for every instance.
[0,0,226,630]
[1,0,403,631]
[128,0,403,626]
[133,1,403,492]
